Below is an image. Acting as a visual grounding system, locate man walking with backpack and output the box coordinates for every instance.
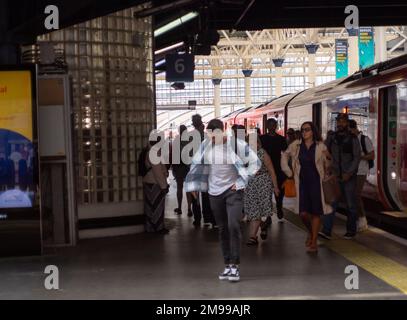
[260,118,288,224]
[349,120,375,232]
[320,113,361,240]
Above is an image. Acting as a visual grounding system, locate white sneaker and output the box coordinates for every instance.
[219,266,231,280]
[228,266,240,282]
[358,217,368,232]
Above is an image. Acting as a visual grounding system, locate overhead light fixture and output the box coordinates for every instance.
[155,42,184,55]
[154,12,198,38]
[155,59,166,67]
[134,0,198,18]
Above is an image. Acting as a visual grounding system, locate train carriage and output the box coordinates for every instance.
[220,54,407,224]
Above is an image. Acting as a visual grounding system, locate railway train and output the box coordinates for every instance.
[220,53,407,220]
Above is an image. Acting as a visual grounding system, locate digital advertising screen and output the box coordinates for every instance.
[0,69,37,209]
[0,66,41,258]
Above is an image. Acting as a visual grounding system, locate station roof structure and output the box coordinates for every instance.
[3,1,407,81]
[2,1,407,47]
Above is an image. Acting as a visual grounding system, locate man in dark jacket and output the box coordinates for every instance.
[260,118,288,223]
[321,113,361,239]
[190,114,216,228]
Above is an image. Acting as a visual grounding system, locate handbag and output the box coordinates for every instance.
[284,178,296,198]
[322,175,341,204]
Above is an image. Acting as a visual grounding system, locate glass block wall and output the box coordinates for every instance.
[38,4,155,205]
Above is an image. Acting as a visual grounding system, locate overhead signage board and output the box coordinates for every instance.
[335,39,349,79]
[359,27,375,69]
[166,54,195,83]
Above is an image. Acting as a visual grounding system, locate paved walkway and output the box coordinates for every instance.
[1,178,406,300]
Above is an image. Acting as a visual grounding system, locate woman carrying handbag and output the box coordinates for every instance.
[281,122,333,253]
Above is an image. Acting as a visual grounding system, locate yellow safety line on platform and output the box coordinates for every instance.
[324,239,407,295]
[285,210,407,295]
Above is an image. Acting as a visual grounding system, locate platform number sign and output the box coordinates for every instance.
[166,54,195,83]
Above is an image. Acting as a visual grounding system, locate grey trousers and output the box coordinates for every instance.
[209,188,244,265]
[356,175,367,218]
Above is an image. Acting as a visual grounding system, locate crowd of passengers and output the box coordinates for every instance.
[139,112,375,282]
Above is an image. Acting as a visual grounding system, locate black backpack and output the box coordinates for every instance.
[361,135,375,169]
[138,148,151,177]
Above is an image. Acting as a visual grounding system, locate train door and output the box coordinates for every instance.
[396,84,407,212]
[378,86,403,211]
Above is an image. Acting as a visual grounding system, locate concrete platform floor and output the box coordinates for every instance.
[1,178,407,300]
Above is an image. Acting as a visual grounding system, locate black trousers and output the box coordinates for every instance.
[264,175,286,227]
[209,189,244,265]
[192,196,201,223]
[202,192,215,224]
[275,178,286,215]
[193,192,215,224]
[276,172,287,212]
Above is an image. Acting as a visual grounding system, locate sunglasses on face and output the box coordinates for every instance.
[301,127,312,133]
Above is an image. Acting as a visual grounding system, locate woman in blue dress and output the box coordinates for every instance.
[282,122,332,253]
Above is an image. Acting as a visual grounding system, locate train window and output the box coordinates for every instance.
[287,105,312,131]
[326,91,370,134]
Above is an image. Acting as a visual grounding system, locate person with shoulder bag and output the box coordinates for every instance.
[320,114,361,240]
[141,139,170,235]
[349,120,375,232]
[281,122,332,253]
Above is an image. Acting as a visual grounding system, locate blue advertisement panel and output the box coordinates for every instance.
[335,39,349,79]
[359,27,375,69]
[0,66,41,257]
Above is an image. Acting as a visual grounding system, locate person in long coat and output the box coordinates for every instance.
[281,122,332,253]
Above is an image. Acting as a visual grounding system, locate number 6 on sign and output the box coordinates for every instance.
[166,54,195,83]
[175,59,186,74]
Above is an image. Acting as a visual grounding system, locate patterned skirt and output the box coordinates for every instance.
[244,173,274,221]
[143,183,166,232]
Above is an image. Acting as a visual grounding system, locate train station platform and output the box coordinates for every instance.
[1,178,407,300]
